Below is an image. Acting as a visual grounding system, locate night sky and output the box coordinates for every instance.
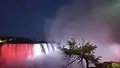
[0,0,69,40]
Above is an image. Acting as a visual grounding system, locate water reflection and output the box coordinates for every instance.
[0,43,58,68]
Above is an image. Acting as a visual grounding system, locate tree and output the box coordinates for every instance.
[61,38,101,68]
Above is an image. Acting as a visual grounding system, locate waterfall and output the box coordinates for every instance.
[0,43,58,63]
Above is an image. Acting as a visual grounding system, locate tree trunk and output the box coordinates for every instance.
[84,57,89,68]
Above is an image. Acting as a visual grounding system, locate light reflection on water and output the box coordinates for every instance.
[0,43,58,68]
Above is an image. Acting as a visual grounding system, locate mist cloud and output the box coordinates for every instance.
[45,0,120,61]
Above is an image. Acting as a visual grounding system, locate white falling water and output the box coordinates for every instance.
[31,43,60,58]
[48,43,54,52]
[33,44,43,57]
[42,43,49,54]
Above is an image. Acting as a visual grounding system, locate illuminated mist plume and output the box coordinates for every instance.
[45,0,120,61]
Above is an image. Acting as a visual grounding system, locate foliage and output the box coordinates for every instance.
[112,63,120,68]
[61,38,101,68]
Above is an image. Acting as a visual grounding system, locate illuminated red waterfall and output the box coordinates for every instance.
[1,44,34,63]
[0,43,57,68]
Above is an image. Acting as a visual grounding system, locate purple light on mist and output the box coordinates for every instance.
[45,0,120,61]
